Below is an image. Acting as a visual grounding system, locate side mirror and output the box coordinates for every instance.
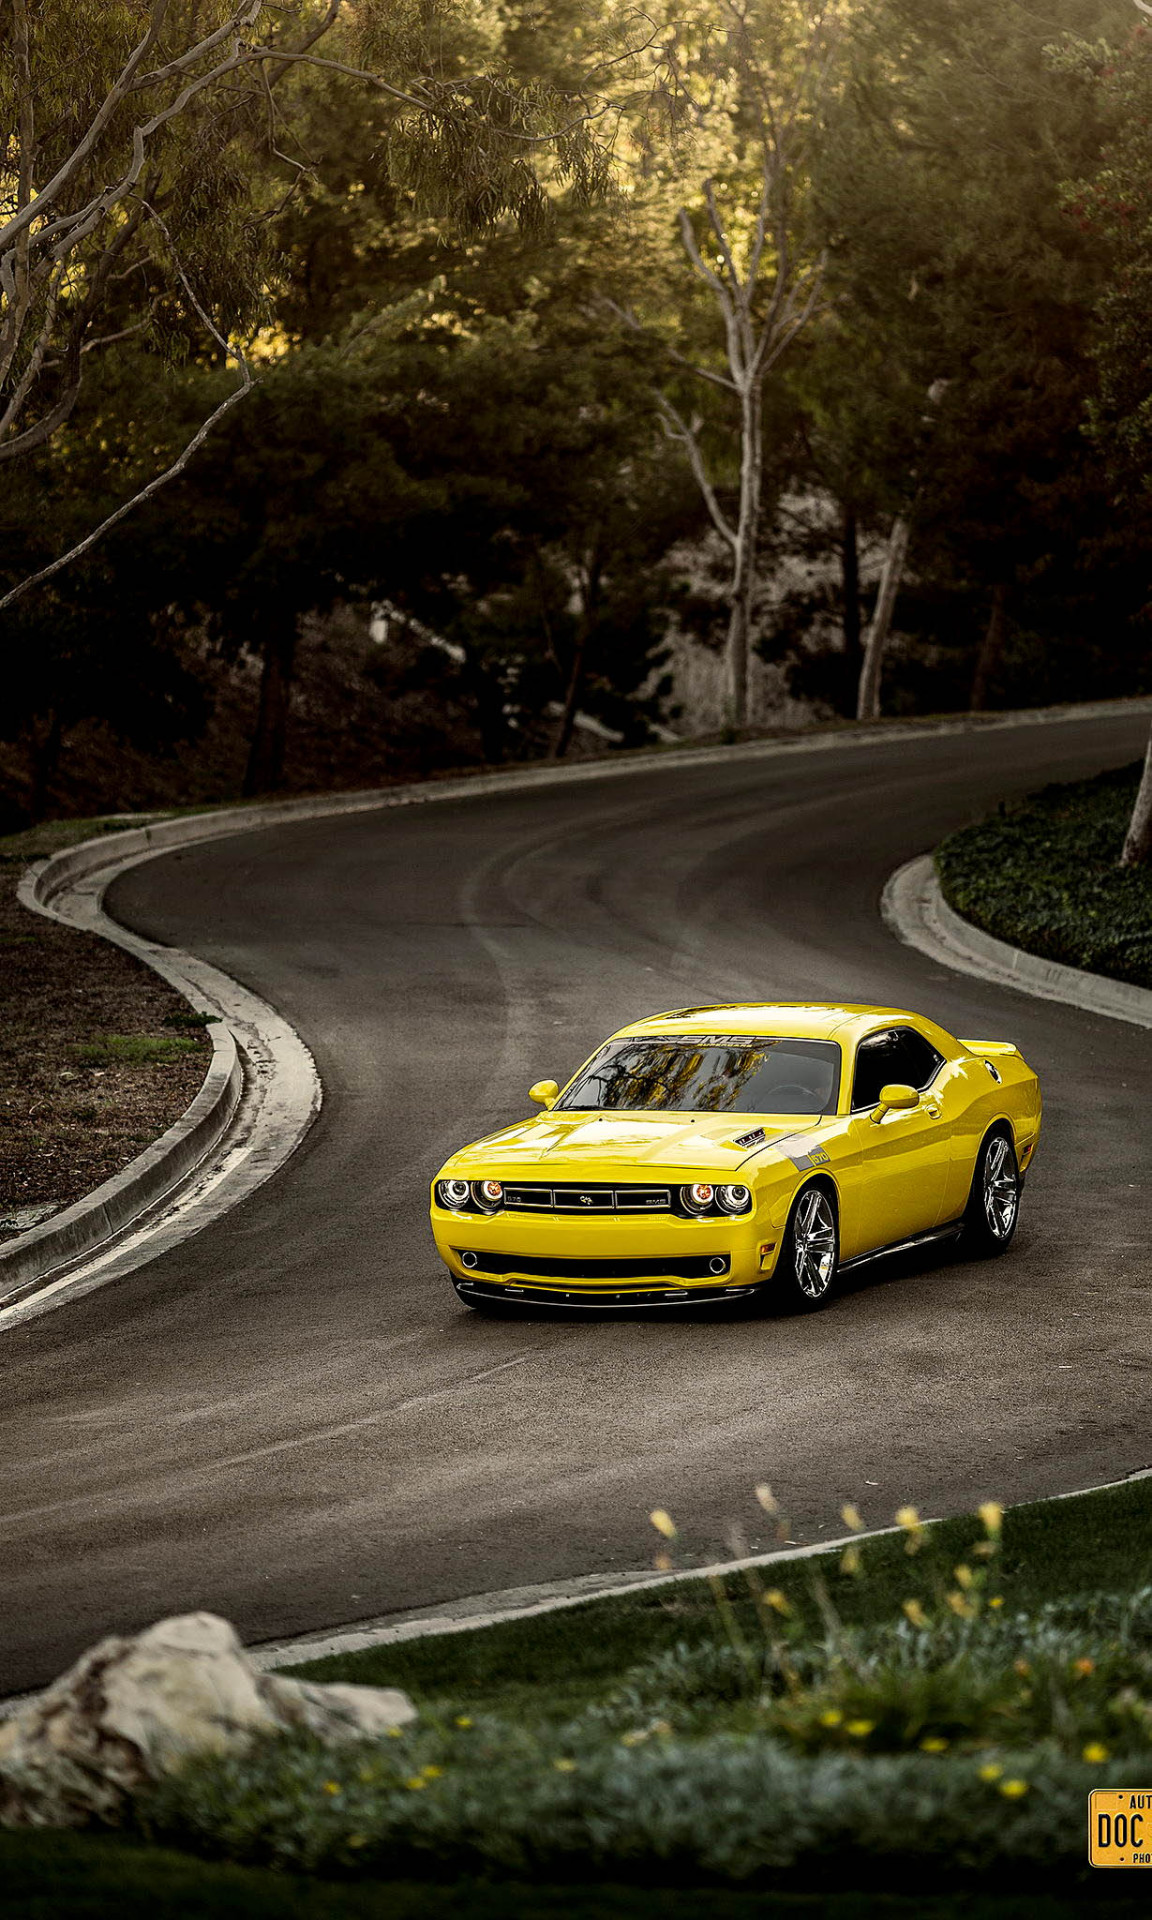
[871,1082,919,1124]
[529,1079,559,1110]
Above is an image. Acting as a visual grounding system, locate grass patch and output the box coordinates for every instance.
[73,1033,201,1068]
[935,761,1152,988]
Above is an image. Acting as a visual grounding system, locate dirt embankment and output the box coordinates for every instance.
[0,861,209,1237]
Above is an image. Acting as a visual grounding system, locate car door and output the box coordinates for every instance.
[841,1028,952,1257]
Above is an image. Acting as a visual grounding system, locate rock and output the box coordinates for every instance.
[0,1612,415,1828]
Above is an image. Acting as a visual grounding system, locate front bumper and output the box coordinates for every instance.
[430,1199,778,1302]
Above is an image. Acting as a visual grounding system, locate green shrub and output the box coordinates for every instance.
[140,1585,1152,1887]
[935,761,1152,987]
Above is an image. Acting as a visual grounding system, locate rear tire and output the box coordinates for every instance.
[960,1129,1020,1257]
[774,1183,839,1311]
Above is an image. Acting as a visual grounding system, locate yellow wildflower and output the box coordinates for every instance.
[953,1564,974,1589]
[454,1715,473,1729]
[988,1596,1004,1609]
[895,1505,921,1531]
[978,1501,1003,1537]
[819,1709,843,1728]
[765,1588,792,1616]
[902,1599,928,1629]
[1000,1779,1029,1799]
[405,1777,426,1791]
[649,1508,676,1539]
[1083,1742,1109,1764]
[1073,1658,1095,1677]
[841,1504,864,1533]
[421,1765,444,1779]
[620,1730,648,1748]
[846,1719,875,1738]
[654,1552,673,1572]
[840,1545,861,1576]
[386,1726,403,1739]
[322,1781,342,1796]
[946,1591,976,1618]
[979,1763,1003,1782]
[920,1737,949,1753]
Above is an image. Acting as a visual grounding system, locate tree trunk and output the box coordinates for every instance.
[855,514,911,722]
[1120,723,1152,867]
[840,506,860,664]
[970,582,1007,712]
[244,626,298,796]
[840,506,861,712]
[553,555,602,759]
[725,379,763,731]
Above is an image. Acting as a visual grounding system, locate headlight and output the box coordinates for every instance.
[472,1178,504,1211]
[438,1178,471,1209]
[716,1184,752,1215]
[681,1181,715,1215]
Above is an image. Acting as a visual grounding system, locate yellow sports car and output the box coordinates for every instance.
[430,1002,1041,1313]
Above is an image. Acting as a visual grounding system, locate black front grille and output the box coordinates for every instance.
[502,1183,672,1214]
[455,1251,729,1281]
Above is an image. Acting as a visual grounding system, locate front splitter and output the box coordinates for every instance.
[453,1277,764,1311]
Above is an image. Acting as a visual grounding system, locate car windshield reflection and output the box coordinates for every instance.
[557,1036,841,1116]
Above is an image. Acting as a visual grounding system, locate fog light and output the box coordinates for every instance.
[461,1251,479,1270]
[708,1256,728,1275]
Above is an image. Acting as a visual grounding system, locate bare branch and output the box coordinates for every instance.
[0,370,254,613]
[656,392,737,550]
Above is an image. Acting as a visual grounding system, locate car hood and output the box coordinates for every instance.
[445,1110,826,1175]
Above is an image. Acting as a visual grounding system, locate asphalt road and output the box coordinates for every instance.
[4,712,1151,1692]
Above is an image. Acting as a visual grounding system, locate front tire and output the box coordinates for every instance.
[960,1129,1020,1257]
[775,1183,839,1311]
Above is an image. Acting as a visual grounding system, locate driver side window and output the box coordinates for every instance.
[852,1029,943,1110]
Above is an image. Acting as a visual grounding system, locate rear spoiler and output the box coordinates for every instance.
[960,1039,1020,1058]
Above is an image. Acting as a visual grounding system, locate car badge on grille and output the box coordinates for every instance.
[579,1193,593,1205]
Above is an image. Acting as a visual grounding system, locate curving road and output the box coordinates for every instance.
[3,712,1151,1692]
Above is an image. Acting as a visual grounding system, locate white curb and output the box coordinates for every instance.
[882,855,1152,1031]
[0,850,322,1330]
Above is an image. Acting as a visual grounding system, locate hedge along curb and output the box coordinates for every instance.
[883,854,1152,1032]
[4,692,1150,1328]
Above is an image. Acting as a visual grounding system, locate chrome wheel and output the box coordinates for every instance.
[982,1134,1019,1240]
[792,1187,838,1299]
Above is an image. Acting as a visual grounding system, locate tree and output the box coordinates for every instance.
[0,0,652,611]
[812,0,1129,721]
[614,0,843,729]
[1058,8,1152,863]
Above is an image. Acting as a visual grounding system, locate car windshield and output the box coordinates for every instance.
[557,1035,841,1116]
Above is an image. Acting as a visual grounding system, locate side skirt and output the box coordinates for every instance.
[838,1220,964,1276]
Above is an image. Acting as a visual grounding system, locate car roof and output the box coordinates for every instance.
[611,1002,954,1048]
